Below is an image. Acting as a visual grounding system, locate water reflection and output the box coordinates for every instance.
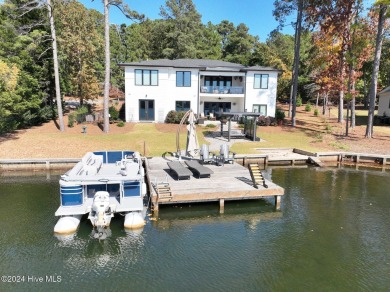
[54,232,77,243]
[1,167,389,291]
[153,200,282,233]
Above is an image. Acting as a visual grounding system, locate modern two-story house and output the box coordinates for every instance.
[119,59,280,122]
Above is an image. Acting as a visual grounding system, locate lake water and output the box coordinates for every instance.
[0,167,389,291]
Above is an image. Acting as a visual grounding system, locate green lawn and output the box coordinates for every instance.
[330,108,390,135]
[230,128,325,154]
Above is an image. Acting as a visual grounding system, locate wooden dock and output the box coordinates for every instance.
[146,157,284,212]
[235,149,390,169]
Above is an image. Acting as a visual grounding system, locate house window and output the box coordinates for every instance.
[204,76,232,87]
[254,74,269,89]
[176,71,191,87]
[176,101,191,112]
[253,104,267,116]
[135,69,158,86]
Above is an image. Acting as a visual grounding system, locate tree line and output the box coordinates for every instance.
[0,0,388,135]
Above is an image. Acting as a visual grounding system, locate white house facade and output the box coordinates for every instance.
[119,59,280,122]
[378,86,390,117]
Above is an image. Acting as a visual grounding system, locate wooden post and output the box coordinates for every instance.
[46,161,50,170]
[228,118,231,142]
[275,196,281,210]
[219,199,225,214]
[153,202,159,212]
[265,156,268,167]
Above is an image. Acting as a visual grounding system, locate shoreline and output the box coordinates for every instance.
[1,149,389,171]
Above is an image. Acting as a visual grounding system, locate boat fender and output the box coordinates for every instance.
[142,182,147,196]
[124,212,145,229]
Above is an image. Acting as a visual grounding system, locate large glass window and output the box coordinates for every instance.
[176,71,191,87]
[253,104,267,116]
[176,101,191,112]
[204,102,231,116]
[254,74,269,89]
[135,69,158,86]
[204,76,232,87]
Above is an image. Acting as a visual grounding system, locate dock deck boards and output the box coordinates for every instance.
[147,157,284,206]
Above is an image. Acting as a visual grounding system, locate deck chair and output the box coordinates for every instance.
[185,160,213,178]
[220,144,236,164]
[200,144,215,164]
[167,161,192,180]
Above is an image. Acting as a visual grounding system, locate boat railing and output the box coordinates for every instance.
[93,150,137,164]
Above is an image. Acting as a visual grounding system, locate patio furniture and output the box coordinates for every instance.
[185,160,214,178]
[214,154,224,166]
[220,144,236,164]
[200,144,215,164]
[167,161,192,180]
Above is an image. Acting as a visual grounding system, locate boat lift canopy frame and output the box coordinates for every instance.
[220,112,262,142]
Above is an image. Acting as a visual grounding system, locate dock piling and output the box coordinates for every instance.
[219,199,225,214]
[275,196,281,210]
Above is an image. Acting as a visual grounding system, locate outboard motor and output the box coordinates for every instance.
[88,191,113,239]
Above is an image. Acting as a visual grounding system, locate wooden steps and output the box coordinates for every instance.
[153,182,173,200]
[248,164,268,189]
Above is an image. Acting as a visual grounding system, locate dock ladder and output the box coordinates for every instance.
[153,176,173,200]
[248,164,268,188]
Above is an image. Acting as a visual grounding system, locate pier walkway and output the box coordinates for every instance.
[146,157,284,212]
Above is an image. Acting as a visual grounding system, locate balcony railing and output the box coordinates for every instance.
[200,86,244,94]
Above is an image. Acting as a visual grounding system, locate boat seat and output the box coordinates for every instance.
[81,153,103,175]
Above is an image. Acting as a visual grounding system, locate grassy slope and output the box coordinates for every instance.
[0,105,388,159]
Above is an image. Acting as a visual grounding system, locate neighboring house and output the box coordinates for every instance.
[119,59,280,122]
[378,86,390,117]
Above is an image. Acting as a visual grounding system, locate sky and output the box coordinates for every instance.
[79,0,296,41]
[79,0,376,41]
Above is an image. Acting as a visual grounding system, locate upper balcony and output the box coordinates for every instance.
[200,86,244,95]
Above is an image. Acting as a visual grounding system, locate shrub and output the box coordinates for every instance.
[68,113,75,128]
[38,105,55,123]
[206,124,216,128]
[75,105,90,123]
[165,110,187,124]
[275,108,285,121]
[314,108,319,116]
[257,116,272,126]
[305,102,312,112]
[296,95,302,107]
[76,105,89,115]
[109,105,119,121]
[117,121,125,127]
[119,103,126,120]
[325,124,332,132]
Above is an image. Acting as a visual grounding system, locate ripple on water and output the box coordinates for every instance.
[0,168,389,291]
